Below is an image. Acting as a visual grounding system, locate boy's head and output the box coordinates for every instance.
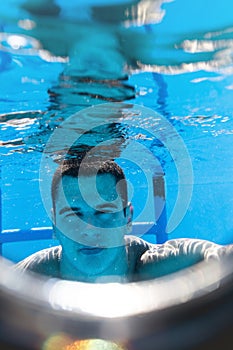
[51,159,128,217]
[50,159,133,281]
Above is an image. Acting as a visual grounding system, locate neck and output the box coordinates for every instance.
[59,246,129,283]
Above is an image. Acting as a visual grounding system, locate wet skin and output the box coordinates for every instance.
[53,173,132,282]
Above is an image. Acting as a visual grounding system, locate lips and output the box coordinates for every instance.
[79,247,104,255]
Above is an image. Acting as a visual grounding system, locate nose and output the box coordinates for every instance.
[83,216,97,230]
[80,219,101,244]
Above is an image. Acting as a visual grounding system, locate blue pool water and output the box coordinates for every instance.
[1,0,233,262]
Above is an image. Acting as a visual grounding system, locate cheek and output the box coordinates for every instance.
[56,215,84,233]
[101,227,126,248]
[109,212,127,227]
[57,231,81,251]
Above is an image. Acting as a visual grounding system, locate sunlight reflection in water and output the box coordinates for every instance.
[43,335,126,350]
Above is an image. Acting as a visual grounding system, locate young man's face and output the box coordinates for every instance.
[53,173,131,281]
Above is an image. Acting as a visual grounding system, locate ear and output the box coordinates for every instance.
[51,208,58,240]
[51,208,55,224]
[125,202,133,233]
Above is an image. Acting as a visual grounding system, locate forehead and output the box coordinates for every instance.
[56,173,121,206]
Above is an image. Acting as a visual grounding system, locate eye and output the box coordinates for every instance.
[95,209,112,215]
[65,211,83,218]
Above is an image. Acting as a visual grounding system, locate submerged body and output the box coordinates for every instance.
[15,234,231,283]
[15,160,233,283]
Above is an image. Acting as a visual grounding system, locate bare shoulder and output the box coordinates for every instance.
[136,238,233,280]
[14,246,62,277]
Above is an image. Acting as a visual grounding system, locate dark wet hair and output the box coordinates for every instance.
[51,159,128,216]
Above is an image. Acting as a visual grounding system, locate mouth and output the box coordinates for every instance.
[79,247,104,255]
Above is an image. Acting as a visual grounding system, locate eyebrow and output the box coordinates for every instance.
[59,206,82,215]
